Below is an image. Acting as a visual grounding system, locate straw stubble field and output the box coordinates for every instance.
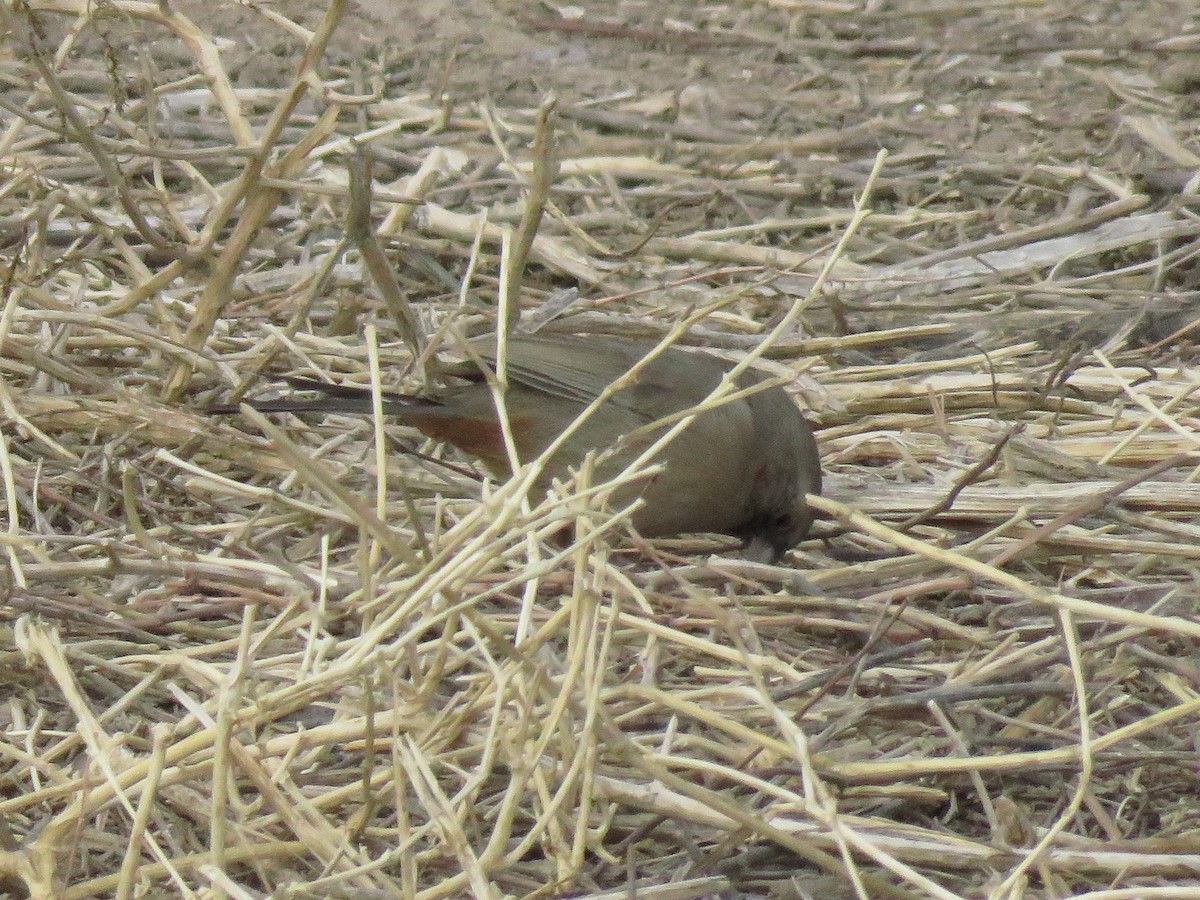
[3,0,1200,897]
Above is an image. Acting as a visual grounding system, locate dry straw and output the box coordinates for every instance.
[2,1,1200,898]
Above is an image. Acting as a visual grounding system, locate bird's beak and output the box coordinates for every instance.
[742,535,782,564]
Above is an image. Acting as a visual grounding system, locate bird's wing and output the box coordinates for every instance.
[471,335,729,420]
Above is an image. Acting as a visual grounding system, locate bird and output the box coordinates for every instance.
[216,333,822,561]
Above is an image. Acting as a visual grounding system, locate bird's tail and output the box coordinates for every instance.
[209,376,437,416]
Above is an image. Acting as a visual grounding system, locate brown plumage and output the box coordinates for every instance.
[217,334,822,560]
